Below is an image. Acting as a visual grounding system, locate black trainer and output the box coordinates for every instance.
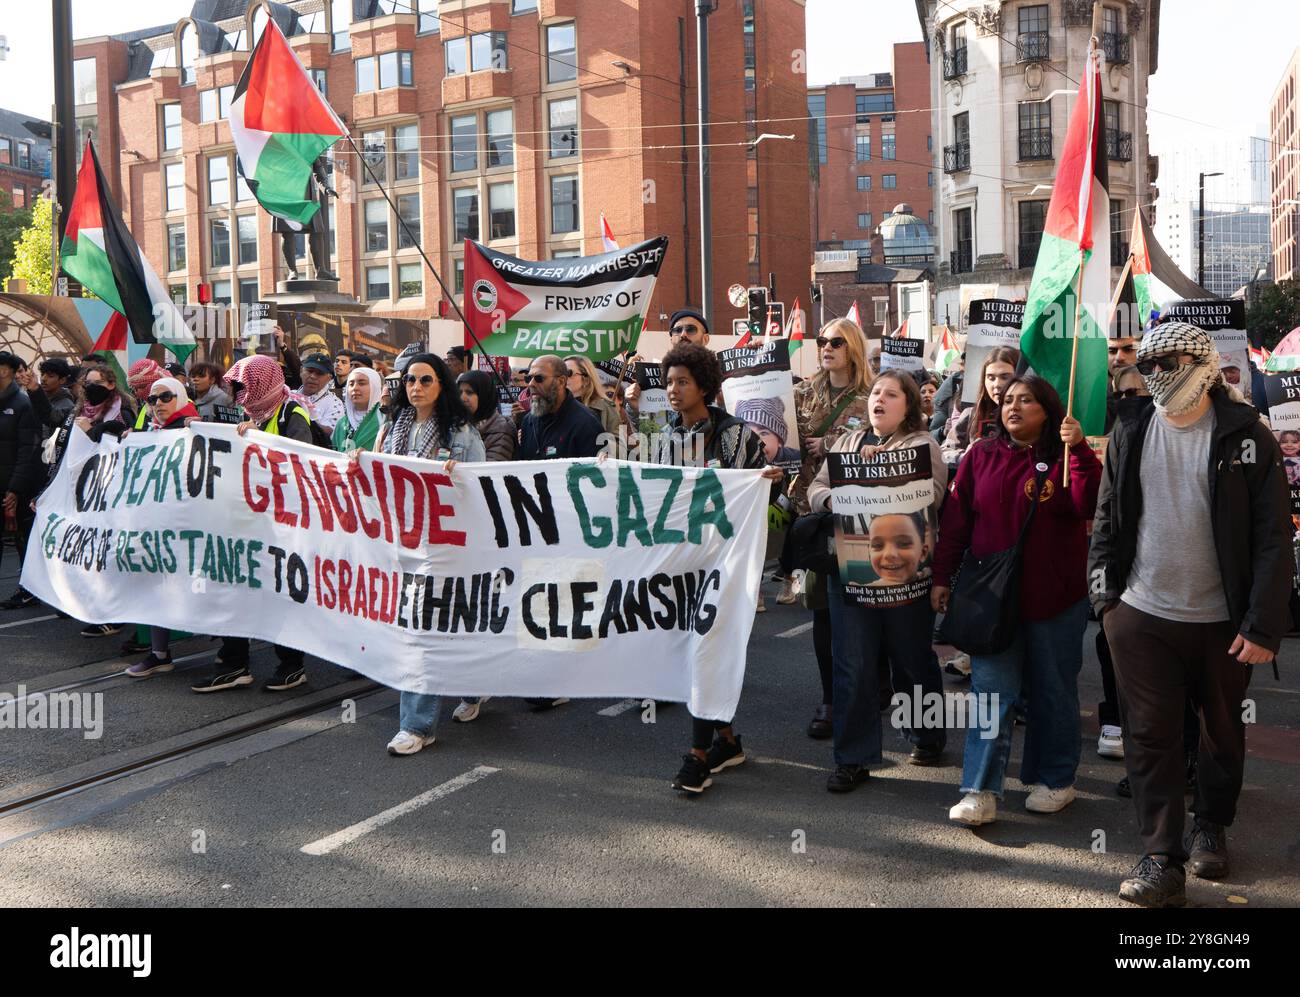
[191,666,253,693]
[1119,855,1187,908]
[1185,818,1229,879]
[0,588,36,610]
[909,743,944,766]
[826,764,869,793]
[705,735,745,773]
[806,704,832,739]
[80,622,124,638]
[263,664,307,692]
[1116,775,1132,798]
[671,754,713,794]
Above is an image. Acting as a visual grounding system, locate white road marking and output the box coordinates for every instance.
[751,754,829,772]
[300,765,501,856]
[0,614,57,630]
[597,698,640,716]
[775,621,814,638]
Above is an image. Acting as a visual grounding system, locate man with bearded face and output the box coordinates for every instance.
[1089,321,1291,908]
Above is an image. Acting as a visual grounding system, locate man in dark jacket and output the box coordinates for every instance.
[1089,321,1291,908]
[518,354,602,460]
[0,352,39,608]
[20,357,76,440]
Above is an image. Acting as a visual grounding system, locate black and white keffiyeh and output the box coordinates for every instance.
[383,405,442,459]
[1136,321,1221,416]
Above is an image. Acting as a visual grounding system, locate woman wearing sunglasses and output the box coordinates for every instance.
[779,318,874,738]
[123,378,200,679]
[564,355,621,439]
[374,353,486,756]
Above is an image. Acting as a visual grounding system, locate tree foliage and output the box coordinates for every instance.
[8,193,52,295]
[0,188,34,287]
[1246,279,1300,350]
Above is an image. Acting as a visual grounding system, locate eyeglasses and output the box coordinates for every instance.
[147,391,176,405]
[815,336,846,350]
[1135,355,1185,376]
[526,373,551,385]
[670,325,701,337]
[566,368,586,379]
[403,374,436,386]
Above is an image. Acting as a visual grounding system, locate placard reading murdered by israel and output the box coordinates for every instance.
[632,361,670,436]
[242,300,278,356]
[880,335,926,374]
[22,423,771,719]
[1162,299,1251,402]
[461,237,669,361]
[1264,371,1300,520]
[827,447,936,608]
[717,339,802,472]
[962,299,1025,404]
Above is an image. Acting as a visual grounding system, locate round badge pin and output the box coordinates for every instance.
[1035,461,1049,472]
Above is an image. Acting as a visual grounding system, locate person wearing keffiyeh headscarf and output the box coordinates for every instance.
[223,354,313,439]
[126,358,166,406]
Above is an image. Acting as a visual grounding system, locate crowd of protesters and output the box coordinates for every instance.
[0,305,1293,910]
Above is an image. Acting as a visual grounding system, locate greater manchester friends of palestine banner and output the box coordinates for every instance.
[22,423,769,719]
[462,237,669,361]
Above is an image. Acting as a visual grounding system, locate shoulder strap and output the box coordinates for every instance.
[1015,465,1051,550]
[812,389,859,439]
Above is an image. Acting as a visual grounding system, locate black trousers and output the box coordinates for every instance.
[1104,602,1251,863]
[1097,628,1203,754]
[219,636,303,670]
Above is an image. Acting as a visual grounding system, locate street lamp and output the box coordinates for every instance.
[1198,171,1223,290]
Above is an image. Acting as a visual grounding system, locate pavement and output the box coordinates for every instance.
[1,559,1298,908]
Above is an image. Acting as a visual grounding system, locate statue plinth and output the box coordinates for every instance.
[266,277,369,313]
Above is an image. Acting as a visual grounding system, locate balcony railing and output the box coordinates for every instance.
[1102,32,1131,65]
[1018,242,1041,269]
[1018,128,1053,160]
[942,46,968,79]
[943,141,970,173]
[1106,130,1133,161]
[1017,31,1050,62]
[950,247,973,275]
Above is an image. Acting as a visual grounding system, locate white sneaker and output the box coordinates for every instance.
[1025,783,1076,813]
[949,791,997,826]
[1097,725,1124,759]
[453,697,490,723]
[386,730,435,755]
[943,652,971,677]
[756,592,767,613]
[775,577,797,605]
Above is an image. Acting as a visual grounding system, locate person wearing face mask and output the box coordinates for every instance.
[1090,321,1291,908]
[375,354,485,755]
[932,374,1101,829]
[121,379,200,677]
[808,370,948,791]
[331,366,383,452]
[940,347,1018,468]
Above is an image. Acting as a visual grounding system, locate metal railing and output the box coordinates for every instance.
[950,247,973,274]
[943,141,970,173]
[1018,242,1041,269]
[1111,237,1129,262]
[1102,32,1131,65]
[942,47,968,79]
[1106,130,1133,161]
[1018,128,1053,160]
[1017,30,1049,62]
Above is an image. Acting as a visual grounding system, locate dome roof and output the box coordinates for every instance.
[878,203,934,263]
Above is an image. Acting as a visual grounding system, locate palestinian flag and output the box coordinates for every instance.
[600,213,619,253]
[936,325,961,373]
[61,138,192,359]
[1249,344,1271,369]
[230,18,347,230]
[733,324,755,349]
[1120,207,1208,335]
[1018,39,1110,436]
[786,297,805,354]
[1265,327,1300,373]
[890,318,910,338]
[846,300,862,329]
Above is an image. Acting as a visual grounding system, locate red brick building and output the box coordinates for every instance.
[807,41,933,263]
[71,0,811,334]
[0,108,52,214]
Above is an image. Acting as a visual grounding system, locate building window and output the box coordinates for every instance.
[855,92,894,122]
[549,98,577,158]
[9,186,24,209]
[546,23,576,83]
[355,57,376,92]
[882,131,896,161]
[451,115,477,172]
[953,207,973,274]
[550,174,579,234]
[807,93,827,165]
[946,111,970,172]
[207,156,229,206]
[398,262,422,299]
[394,124,419,180]
[472,32,509,71]
[928,171,934,187]
[486,109,514,168]
[165,162,185,212]
[445,37,467,75]
[1017,4,1049,61]
[927,134,933,151]
[553,248,580,259]
[331,0,351,51]
[857,213,871,230]
[73,57,97,105]
[161,104,181,152]
[855,135,870,162]
[237,215,258,265]
[364,199,389,252]
[397,194,420,249]
[199,85,234,123]
[365,265,390,300]
[310,69,327,97]
[1018,100,1052,160]
[489,182,516,240]
[453,187,479,241]
[169,285,187,305]
[513,0,538,11]
[211,280,232,306]
[856,175,871,191]
[417,0,440,34]
[362,129,386,184]
[929,210,934,225]
[874,300,889,326]
[167,223,185,271]
[1110,199,1127,260]
[210,218,231,268]
[238,277,259,305]
[356,52,412,93]
[883,174,897,189]
[453,258,465,294]
[1018,199,1048,268]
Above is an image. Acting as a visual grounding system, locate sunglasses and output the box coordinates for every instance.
[815,336,846,350]
[147,391,176,405]
[1135,355,1186,376]
[403,374,436,386]
[670,325,701,336]
[525,373,551,384]
[566,368,586,378]
[1117,387,1142,399]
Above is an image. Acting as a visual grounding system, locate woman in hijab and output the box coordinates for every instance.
[457,369,516,462]
[124,378,200,678]
[333,366,383,452]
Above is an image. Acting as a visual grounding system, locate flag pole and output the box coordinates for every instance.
[1105,253,1135,329]
[1063,251,1087,488]
[341,133,510,397]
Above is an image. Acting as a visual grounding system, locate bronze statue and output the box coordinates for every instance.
[277,155,337,281]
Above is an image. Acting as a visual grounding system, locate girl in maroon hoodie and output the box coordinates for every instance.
[932,374,1100,827]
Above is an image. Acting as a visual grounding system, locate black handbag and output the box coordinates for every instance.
[790,510,837,574]
[937,468,1048,656]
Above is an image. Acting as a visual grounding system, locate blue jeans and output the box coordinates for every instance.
[960,597,1087,797]
[827,574,945,767]
[399,692,443,738]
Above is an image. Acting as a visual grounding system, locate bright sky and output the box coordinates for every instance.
[1,0,1294,167]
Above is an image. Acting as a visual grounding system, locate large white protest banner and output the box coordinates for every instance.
[22,424,769,719]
